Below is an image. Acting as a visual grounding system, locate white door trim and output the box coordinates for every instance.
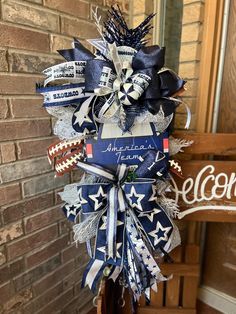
[198,285,236,314]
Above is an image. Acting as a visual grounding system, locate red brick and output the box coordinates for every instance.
[0,281,14,304]
[50,34,73,53]
[0,119,51,141]
[0,142,16,163]
[0,22,50,51]
[33,260,74,295]
[9,51,63,73]
[0,157,51,183]
[104,0,129,12]
[17,137,54,160]
[2,288,33,312]
[61,17,98,39]
[22,172,70,197]
[0,221,23,245]
[24,206,61,233]
[24,282,63,314]
[0,183,21,206]
[0,246,7,266]
[2,192,54,224]
[14,254,61,292]
[54,187,64,205]
[44,0,89,19]
[26,234,69,268]
[0,99,9,119]
[10,98,48,118]
[7,224,58,260]
[62,244,79,263]
[63,265,85,290]
[0,48,8,71]
[74,284,94,311]
[2,0,59,32]
[0,258,25,285]
[58,219,71,236]
[37,287,74,314]
[0,74,43,95]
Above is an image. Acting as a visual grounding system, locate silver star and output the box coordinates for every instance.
[73,99,92,126]
[138,208,161,222]
[77,188,88,205]
[148,222,172,246]
[127,186,145,211]
[89,186,106,211]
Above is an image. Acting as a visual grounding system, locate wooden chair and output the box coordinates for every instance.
[97,133,236,314]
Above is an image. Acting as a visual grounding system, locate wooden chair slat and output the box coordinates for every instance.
[161,263,200,277]
[174,132,236,155]
[166,247,182,307]
[138,306,196,314]
[182,245,200,308]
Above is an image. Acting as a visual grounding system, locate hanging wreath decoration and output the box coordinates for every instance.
[37,6,193,306]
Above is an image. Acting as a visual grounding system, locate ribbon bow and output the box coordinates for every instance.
[61,155,174,297]
[37,39,186,133]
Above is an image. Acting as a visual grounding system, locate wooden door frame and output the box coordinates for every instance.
[196,0,225,132]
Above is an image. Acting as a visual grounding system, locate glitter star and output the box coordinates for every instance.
[148,222,172,246]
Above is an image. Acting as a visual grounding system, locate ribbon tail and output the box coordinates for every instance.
[82,259,105,292]
[106,186,118,260]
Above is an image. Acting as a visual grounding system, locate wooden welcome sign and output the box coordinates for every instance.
[173,132,236,222]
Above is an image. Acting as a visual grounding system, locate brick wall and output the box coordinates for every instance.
[130,0,204,131]
[176,0,204,130]
[0,1,128,313]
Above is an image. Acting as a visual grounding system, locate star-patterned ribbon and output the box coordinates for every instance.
[61,157,174,296]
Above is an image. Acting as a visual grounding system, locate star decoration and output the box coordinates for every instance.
[100,215,124,230]
[148,184,158,202]
[127,186,145,211]
[97,242,122,258]
[73,107,92,127]
[64,203,81,218]
[77,188,88,205]
[148,222,172,246]
[89,186,106,211]
[138,208,161,222]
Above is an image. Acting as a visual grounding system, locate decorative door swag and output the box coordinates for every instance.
[36,5,195,308]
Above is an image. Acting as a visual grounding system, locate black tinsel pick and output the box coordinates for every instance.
[103,5,155,50]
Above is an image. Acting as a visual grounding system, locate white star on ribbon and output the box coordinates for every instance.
[127,186,145,211]
[100,215,124,230]
[73,97,92,127]
[138,208,161,222]
[148,184,157,202]
[89,186,106,211]
[77,188,88,205]
[64,203,80,218]
[148,222,172,246]
[97,243,122,258]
